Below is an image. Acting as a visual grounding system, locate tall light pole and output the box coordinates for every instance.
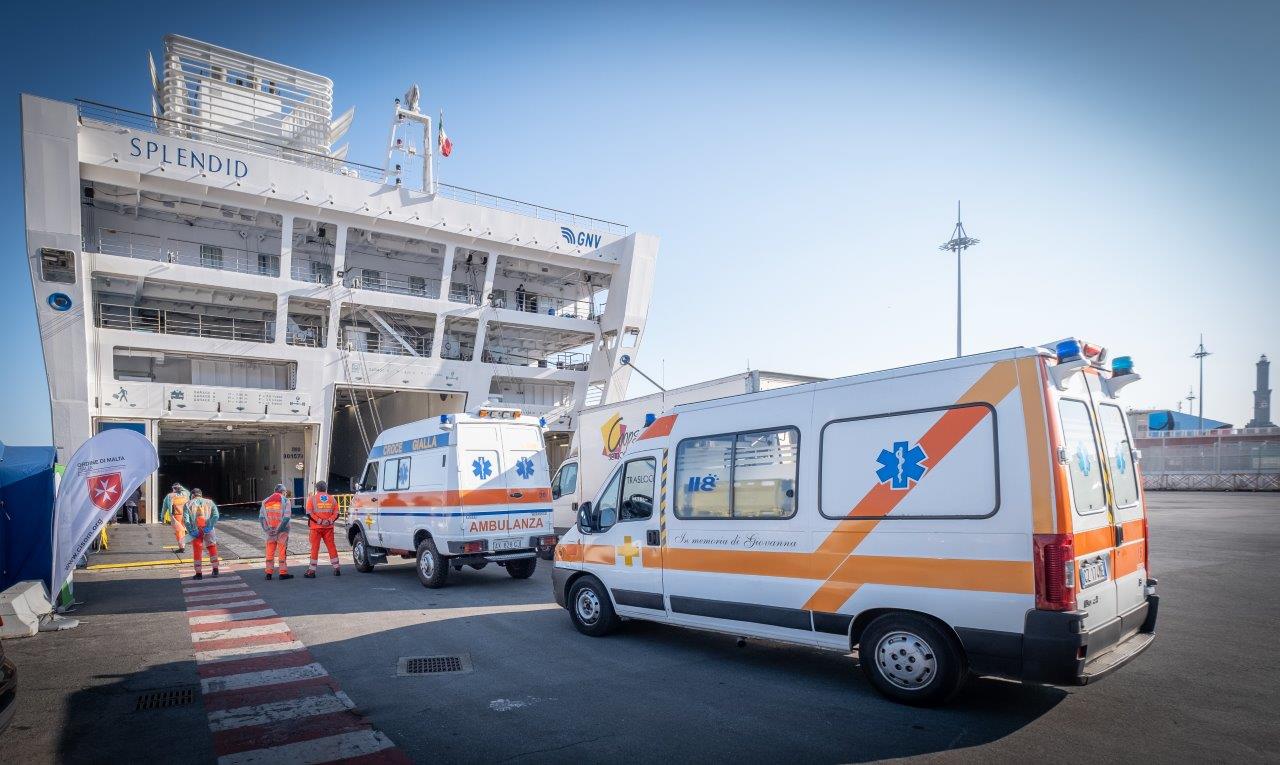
[1186,387,1196,421]
[939,201,980,357]
[1192,334,1211,432]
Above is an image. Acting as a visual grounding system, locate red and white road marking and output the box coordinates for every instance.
[181,572,409,765]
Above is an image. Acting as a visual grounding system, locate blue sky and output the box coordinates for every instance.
[2,1,1276,445]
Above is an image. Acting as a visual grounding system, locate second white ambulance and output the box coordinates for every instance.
[349,408,558,587]
[553,340,1158,706]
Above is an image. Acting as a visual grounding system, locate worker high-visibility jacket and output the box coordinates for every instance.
[161,488,190,524]
[260,492,292,539]
[305,493,340,527]
[183,498,219,544]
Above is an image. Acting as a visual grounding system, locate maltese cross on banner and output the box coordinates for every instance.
[87,473,124,511]
[875,441,928,490]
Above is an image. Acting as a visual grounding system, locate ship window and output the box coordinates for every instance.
[200,245,224,269]
[40,248,76,284]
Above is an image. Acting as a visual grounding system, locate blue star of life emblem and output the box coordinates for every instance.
[472,457,493,480]
[515,457,535,480]
[1075,443,1092,476]
[875,440,928,490]
[1115,451,1127,474]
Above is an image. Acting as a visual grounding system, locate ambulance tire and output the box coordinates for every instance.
[859,613,968,707]
[568,576,619,637]
[415,539,449,588]
[506,557,537,579]
[352,528,376,573]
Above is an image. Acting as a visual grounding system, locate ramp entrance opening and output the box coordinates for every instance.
[327,387,466,493]
[157,420,311,512]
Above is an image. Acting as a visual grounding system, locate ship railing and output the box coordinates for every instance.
[347,335,433,357]
[96,302,272,343]
[480,348,591,371]
[93,236,281,277]
[286,328,325,347]
[491,288,600,320]
[291,260,334,284]
[77,99,630,236]
[448,283,483,305]
[344,270,442,300]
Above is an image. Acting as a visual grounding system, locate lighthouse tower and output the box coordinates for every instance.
[1247,355,1275,428]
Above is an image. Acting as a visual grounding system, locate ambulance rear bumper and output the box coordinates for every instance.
[958,594,1159,686]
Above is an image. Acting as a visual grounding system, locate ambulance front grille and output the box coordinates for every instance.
[397,654,472,675]
[134,687,197,711]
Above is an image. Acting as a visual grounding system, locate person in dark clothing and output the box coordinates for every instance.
[123,487,141,524]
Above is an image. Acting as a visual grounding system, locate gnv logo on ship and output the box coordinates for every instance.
[560,227,602,249]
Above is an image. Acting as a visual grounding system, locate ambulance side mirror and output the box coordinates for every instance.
[577,501,595,532]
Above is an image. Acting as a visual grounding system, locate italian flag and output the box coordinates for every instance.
[438,110,453,157]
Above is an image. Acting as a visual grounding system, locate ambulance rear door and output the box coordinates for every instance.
[1054,382,1120,631]
[456,423,511,543]
[500,422,554,545]
[1092,388,1148,617]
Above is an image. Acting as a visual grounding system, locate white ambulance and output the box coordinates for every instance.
[349,408,558,587]
[553,340,1158,706]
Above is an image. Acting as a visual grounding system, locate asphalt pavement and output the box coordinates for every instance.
[3,491,1278,763]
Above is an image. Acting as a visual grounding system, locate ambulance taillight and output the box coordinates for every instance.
[1033,534,1076,611]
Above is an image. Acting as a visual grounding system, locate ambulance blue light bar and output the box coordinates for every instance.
[1056,340,1083,363]
[1112,356,1135,376]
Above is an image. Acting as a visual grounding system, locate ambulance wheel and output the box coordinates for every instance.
[415,538,449,588]
[859,613,967,707]
[506,557,537,579]
[352,529,375,573]
[568,576,618,637]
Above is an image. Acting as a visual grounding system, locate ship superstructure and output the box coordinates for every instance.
[22,35,657,518]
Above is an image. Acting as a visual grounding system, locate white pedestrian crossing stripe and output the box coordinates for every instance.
[206,690,355,732]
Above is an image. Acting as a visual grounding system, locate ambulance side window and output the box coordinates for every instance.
[593,468,624,532]
[620,458,656,521]
[1059,399,1107,514]
[382,460,399,491]
[359,462,379,493]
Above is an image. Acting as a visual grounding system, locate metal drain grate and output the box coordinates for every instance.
[135,687,197,711]
[397,654,472,676]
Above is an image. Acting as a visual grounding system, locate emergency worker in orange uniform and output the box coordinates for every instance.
[183,488,220,580]
[260,484,293,580]
[162,484,190,553]
[304,481,342,578]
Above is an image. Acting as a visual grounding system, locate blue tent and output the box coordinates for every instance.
[0,442,56,593]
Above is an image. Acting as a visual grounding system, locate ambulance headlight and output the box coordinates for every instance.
[1112,356,1135,376]
[1056,339,1083,363]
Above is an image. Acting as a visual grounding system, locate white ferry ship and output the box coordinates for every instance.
[21,35,659,520]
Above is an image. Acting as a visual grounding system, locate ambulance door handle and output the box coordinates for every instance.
[1114,524,1124,546]
[369,497,379,503]
[509,491,523,499]
[646,529,660,546]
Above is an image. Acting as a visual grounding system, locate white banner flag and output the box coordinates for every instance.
[52,429,158,595]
